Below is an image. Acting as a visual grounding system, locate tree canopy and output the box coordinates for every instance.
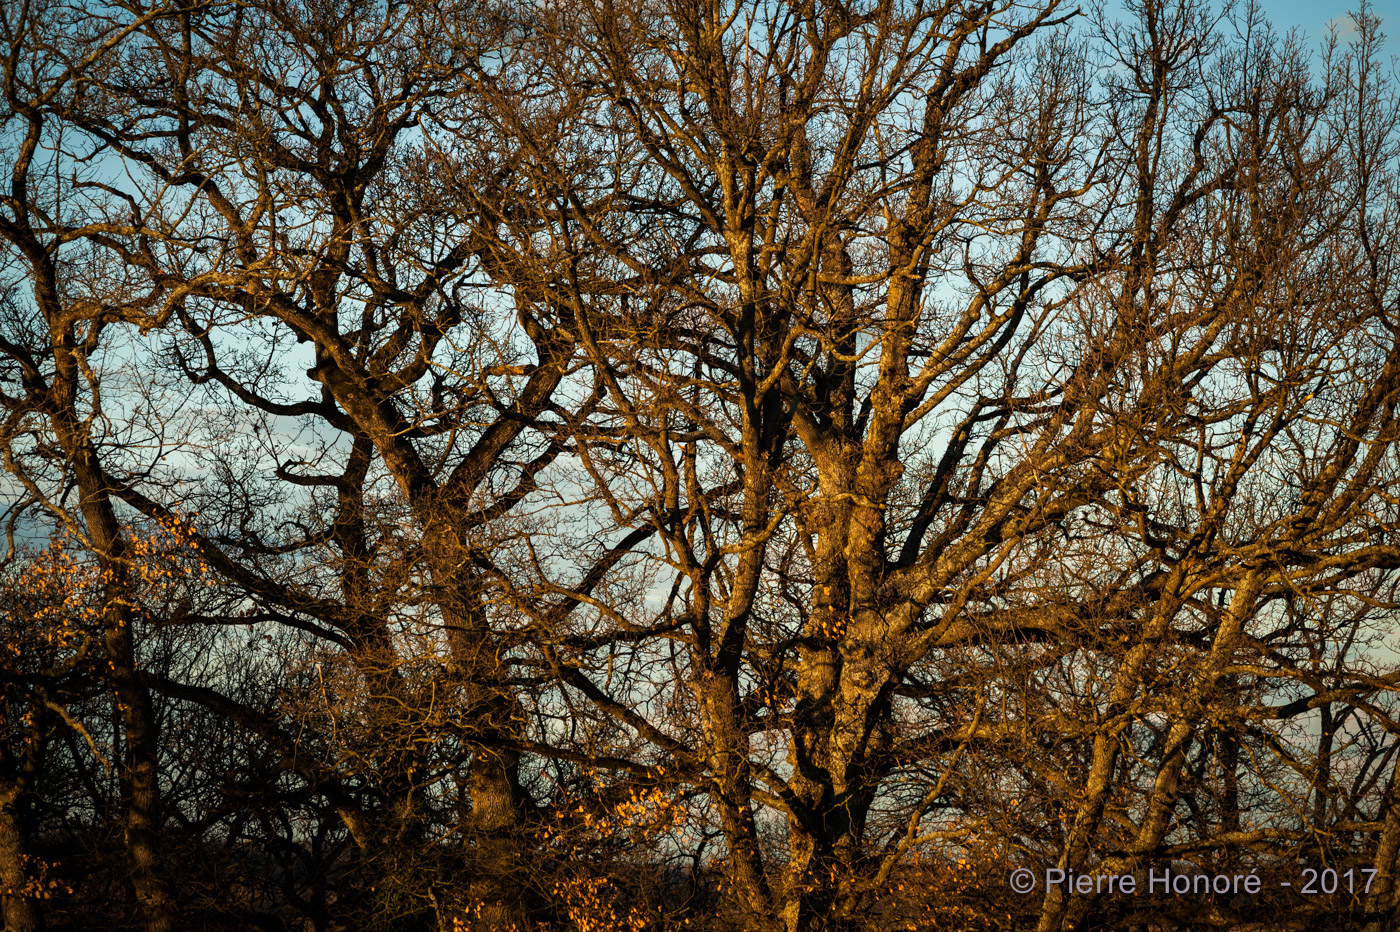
[1,0,1400,930]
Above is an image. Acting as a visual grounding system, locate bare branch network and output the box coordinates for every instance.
[0,0,1398,930]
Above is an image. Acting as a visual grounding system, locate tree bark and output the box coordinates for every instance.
[0,783,41,932]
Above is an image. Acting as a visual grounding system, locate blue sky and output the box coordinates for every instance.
[1249,0,1396,49]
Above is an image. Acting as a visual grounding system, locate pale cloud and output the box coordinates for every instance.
[1325,15,1360,35]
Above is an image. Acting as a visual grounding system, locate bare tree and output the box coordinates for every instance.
[445,0,1400,930]
[1,0,1399,930]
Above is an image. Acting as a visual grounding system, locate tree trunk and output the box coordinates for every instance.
[467,744,527,931]
[106,622,177,932]
[1365,755,1400,932]
[71,436,176,932]
[0,784,41,932]
[445,589,529,931]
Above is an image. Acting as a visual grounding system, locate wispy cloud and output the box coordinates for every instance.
[1324,15,1360,38]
